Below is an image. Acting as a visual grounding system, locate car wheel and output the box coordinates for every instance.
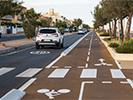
[57,43,61,49]
[36,44,40,49]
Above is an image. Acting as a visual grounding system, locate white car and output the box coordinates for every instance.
[78,29,85,34]
[36,28,64,49]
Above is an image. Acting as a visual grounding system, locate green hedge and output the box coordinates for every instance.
[109,42,119,48]
[116,40,133,53]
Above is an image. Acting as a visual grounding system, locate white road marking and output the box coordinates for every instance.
[46,56,63,68]
[78,81,93,100]
[115,60,122,69]
[18,78,37,91]
[0,67,15,76]
[87,56,89,62]
[102,81,112,84]
[110,69,126,78]
[51,66,59,68]
[78,66,85,69]
[88,52,90,55]
[120,81,129,84]
[48,69,69,78]
[65,66,72,69]
[85,63,88,68]
[127,79,133,89]
[89,48,91,51]
[80,69,97,78]
[16,68,42,78]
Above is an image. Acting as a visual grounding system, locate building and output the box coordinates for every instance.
[41,8,67,26]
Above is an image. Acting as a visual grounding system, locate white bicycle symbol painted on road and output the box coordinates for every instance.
[94,58,113,66]
[37,89,70,99]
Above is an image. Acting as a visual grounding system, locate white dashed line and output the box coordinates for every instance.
[115,60,122,69]
[120,81,129,84]
[78,66,85,69]
[65,66,72,69]
[51,66,59,68]
[87,56,90,62]
[88,52,90,55]
[102,81,112,84]
[85,63,88,68]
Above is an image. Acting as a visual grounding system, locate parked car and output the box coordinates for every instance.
[0,31,2,38]
[64,28,70,33]
[78,29,85,34]
[36,27,64,49]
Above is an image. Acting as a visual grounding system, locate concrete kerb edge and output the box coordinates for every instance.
[96,32,133,61]
[0,43,34,55]
[0,89,26,100]
[61,32,91,56]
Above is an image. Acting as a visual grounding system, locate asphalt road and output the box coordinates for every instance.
[0,33,84,97]
[22,31,133,100]
[0,34,26,42]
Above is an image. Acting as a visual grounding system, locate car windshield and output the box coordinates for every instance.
[78,29,83,31]
[40,29,56,34]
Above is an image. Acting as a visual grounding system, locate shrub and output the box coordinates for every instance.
[103,38,111,41]
[116,40,133,53]
[109,42,119,48]
[100,32,110,36]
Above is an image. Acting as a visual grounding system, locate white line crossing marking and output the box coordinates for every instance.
[64,66,72,69]
[78,81,93,100]
[48,69,70,78]
[110,69,126,79]
[115,60,122,69]
[102,81,112,84]
[16,68,42,78]
[80,69,97,78]
[85,63,88,68]
[78,66,85,69]
[0,67,15,76]
[87,56,90,62]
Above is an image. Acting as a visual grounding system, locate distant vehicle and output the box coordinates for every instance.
[36,27,64,49]
[78,29,85,34]
[64,28,70,33]
[0,31,2,38]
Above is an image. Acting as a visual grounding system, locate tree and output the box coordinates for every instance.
[73,18,83,28]
[82,24,90,29]
[20,8,40,39]
[0,0,23,31]
[41,17,52,27]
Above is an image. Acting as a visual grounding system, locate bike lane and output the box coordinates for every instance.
[22,31,133,100]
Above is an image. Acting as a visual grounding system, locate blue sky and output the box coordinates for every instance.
[22,0,101,27]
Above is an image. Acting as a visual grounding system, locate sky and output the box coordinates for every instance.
[22,0,101,27]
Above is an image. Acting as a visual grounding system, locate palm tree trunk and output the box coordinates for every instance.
[118,19,121,42]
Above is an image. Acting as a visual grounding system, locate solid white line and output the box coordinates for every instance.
[80,69,97,78]
[115,60,122,69]
[87,56,90,62]
[65,66,72,69]
[0,67,15,76]
[48,69,69,78]
[120,81,129,84]
[85,63,88,68]
[102,81,112,84]
[78,66,85,69]
[16,68,42,78]
[88,52,90,55]
[46,55,63,68]
[18,78,37,91]
[127,79,133,89]
[78,81,93,100]
[110,69,126,78]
